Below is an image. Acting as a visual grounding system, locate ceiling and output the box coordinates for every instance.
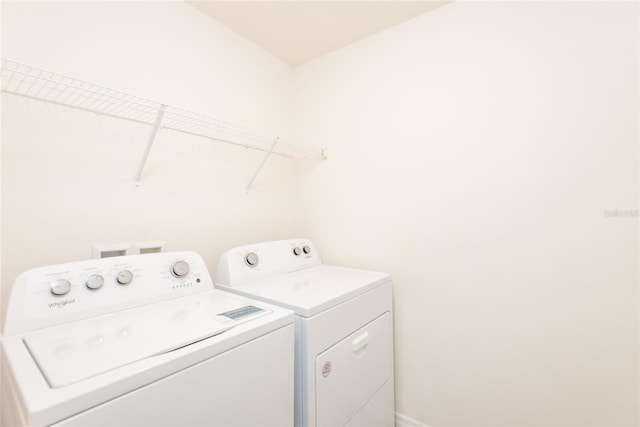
[187,1,451,66]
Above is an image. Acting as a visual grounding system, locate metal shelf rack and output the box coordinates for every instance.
[0,58,326,190]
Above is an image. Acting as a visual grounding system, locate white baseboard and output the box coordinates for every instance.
[395,412,429,427]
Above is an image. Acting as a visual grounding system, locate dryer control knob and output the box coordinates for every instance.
[245,252,259,267]
[86,274,104,290]
[293,247,302,256]
[50,279,71,296]
[116,270,133,285]
[303,245,311,254]
[171,260,190,278]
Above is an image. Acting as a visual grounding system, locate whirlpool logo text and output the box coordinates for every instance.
[48,298,75,309]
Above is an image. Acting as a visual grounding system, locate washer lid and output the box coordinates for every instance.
[218,265,390,317]
[23,291,267,388]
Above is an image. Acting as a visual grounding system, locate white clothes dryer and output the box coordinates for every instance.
[1,251,294,427]
[216,239,395,427]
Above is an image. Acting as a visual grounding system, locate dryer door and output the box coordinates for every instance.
[315,312,392,427]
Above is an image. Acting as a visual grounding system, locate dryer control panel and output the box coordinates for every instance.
[217,239,321,287]
[3,251,212,335]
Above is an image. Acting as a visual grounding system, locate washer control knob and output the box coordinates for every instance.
[50,279,71,296]
[245,252,259,267]
[116,270,133,285]
[171,260,190,278]
[293,247,302,256]
[86,274,104,290]
[303,245,311,254]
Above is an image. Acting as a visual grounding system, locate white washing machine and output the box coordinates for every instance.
[1,251,295,427]
[216,239,395,427]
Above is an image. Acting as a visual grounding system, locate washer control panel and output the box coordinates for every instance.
[3,251,213,335]
[217,239,321,287]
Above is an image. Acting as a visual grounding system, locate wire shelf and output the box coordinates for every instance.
[0,57,325,159]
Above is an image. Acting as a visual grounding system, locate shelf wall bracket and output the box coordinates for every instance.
[134,104,166,186]
[246,137,279,193]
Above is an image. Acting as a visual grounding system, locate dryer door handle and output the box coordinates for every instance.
[352,332,369,353]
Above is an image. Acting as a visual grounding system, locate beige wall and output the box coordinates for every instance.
[0,0,301,323]
[292,1,639,425]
